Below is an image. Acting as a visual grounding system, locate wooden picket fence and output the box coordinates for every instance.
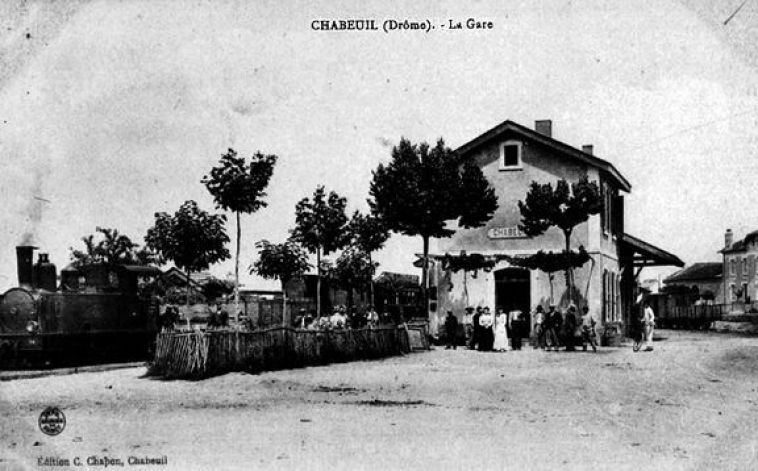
[151,325,413,379]
[656,304,727,330]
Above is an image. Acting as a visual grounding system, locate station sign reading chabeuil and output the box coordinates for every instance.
[487,226,527,239]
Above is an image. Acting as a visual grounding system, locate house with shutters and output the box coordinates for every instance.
[662,262,723,305]
[425,119,683,336]
[721,228,758,305]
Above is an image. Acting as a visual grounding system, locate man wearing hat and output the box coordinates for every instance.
[470,307,483,350]
[546,304,562,351]
[580,305,598,352]
[463,307,475,349]
[533,305,546,349]
[444,310,459,349]
[563,305,578,351]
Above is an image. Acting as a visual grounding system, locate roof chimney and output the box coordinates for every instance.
[535,120,552,138]
[582,145,594,155]
[725,229,733,249]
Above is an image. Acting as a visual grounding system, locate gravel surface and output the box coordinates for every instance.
[2,330,758,470]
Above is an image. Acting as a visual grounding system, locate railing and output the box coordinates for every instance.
[151,325,413,379]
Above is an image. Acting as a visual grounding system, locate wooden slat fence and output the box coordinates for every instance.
[656,304,726,330]
[151,325,412,379]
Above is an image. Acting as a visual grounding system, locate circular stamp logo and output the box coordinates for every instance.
[38,407,65,436]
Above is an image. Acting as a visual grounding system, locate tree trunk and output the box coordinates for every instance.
[463,270,469,307]
[185,269,192,306]
[234,211,241,323]
[281,279,289,327]
[564,229,573,304]
[347,283,354,312]
[368,252,375,309]
[421,235,429,320]
[185,269,192,330]
[584,256,596,302]
[549,272,555,305]
[316,247,322,317]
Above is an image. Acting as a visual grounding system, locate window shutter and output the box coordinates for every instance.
[600,185,606,231]
[614,195,624,235]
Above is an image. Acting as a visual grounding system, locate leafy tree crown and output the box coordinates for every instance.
[201,148,278,214]
[290,186,349,256]
[251,239,311,284]
[201,277,235,301]
[347,210,389,254]
[145,200,230,273]
[70,227,162,267]
[369,137,498,239]
[331,247,377,289]
[518,176,602,237]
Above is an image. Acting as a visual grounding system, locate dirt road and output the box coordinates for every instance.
[2,330,758,470]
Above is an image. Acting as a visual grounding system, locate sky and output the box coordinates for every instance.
[1,0,758,291]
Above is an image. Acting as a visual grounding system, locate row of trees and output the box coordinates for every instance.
[70,134,602,321]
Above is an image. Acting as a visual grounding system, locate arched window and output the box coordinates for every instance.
[610,272,616,321]
[602,270,609,323]
[614,273,621,322]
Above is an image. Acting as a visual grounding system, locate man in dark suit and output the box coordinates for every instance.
[564,305,578,351]
[444,310,458,349]
[546,304,562,351]
[470,307,483,350]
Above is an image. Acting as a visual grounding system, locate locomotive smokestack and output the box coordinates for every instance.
[16,245,37,287]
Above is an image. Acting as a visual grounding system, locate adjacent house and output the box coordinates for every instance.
[720,228,758,305]
[662,262,723,305]
[427,119,683,336]
[160,267,212,302]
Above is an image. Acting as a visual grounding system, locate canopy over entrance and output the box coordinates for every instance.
[621,233,684,272]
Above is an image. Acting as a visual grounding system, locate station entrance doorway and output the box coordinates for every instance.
[494,268,531,334]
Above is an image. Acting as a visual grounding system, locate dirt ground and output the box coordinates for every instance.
[2,330,758,471]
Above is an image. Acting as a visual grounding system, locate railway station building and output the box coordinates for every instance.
[425,119,683,337]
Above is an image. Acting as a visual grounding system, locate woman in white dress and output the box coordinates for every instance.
[493,308,510,351]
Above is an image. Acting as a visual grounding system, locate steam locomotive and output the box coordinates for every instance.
[0,246,161,368]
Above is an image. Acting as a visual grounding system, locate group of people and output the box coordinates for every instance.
[159,303,232,332]
[533,304,598,352]
[443,303,598,352]
[292,305,389,330]
[444,306,529,351]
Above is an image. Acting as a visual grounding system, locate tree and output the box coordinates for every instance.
[70,227,162,267]
[145,200,231,306]
[332,247,376,311]
[290,186,349,317]
[202,148,277,321]
[517,177,601,303]
[510,248,591,304]
[346,211,389,307]
[202,277,235,302]
[251,239,311,325]
[369,138,498,314]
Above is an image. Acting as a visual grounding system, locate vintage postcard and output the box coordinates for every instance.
[2,1,758,470]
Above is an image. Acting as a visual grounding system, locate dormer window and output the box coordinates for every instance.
[499,140,522,170]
